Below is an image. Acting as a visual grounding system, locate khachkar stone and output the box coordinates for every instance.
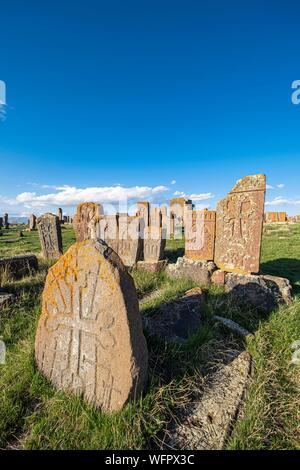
[29,213,37,231]
[136,201,150,230]
[58,207,63,223]
[4,213,9,229]
[214,174,266,274]
[37,213,63,259]
[98,214,119,254]
[150,207,162,228]
[73,202,103,242]
[185,210,216,261]
[170,198,192,238]
[0,217,3,228]
[143,227,166,262]
[35,239,148,412]
[118,215,142,267]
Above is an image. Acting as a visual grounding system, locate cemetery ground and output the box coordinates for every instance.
[0,224,300,450]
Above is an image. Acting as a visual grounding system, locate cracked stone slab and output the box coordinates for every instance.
[163,350,252,450]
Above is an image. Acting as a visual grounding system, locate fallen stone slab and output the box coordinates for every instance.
[0,292,15,310]
[137,260,167,273]
[225,272,292,312]
[213,316,253,339]
[166,256,216,287]
[0,255,38,279]
[164,349,252,450]
[143,287,205,343]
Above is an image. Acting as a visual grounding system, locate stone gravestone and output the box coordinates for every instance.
[138,227,166,272]
[214,174,266,274]
[98,214,119,254]
[185,210,216,261]
[150,207,162,228]
[118,215,142,267]
[35,239,148,412]
[73,202,103,242]
[136,201,150,232]
[29,213,37,231]
[278,212,287,223]
[0,217,3,228]
[58,208,63,223]
[4,213,9,229]
[37,213,63,259]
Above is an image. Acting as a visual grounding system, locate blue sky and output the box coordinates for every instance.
[0,0,300,217]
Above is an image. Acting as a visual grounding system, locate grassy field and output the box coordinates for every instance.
[0,223,300,450]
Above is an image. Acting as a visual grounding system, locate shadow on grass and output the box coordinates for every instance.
[260,258,300,295]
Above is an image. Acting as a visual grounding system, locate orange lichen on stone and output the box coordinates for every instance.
[35,239,148,413]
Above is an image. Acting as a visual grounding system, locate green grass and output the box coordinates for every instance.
[1,223,300,449]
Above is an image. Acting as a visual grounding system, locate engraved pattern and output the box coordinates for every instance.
[35,241,148,412]
[37,213,63,259]
[185,210,216,261]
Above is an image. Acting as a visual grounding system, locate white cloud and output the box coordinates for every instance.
[171,179,176,185]
[277,183,285,189]
[189,192,214,201]
[266,184,274,190]
[265,196,300,206]
[0,184,170,215]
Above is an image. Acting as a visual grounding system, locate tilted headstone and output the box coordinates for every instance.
[35,239,148,412]
[185,210,216,261]
[214,174,266,274]
[29,213,37,231]
[0,255,38,279]
[37,213,63,259]
[73,202,103,242]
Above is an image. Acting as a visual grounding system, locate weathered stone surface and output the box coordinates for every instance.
[4,213,9,229]
[137,260,167,273]
[213,316,253,339]
[278,212,287,223]
[35,239,148,413]
[150,207,162,228]
[225,272,292,311]
[58,208,63,223]
[170,197,191,238]
[29,213,37,231]
[37,213,63,259]
[73,202,103,242]
[143,227,166,262]
[118,215,142,267]
[164,349,252,450]
[185,210,216,261]
[98,214,119,254]
[143,287,204,343]
[0,292,15,310]
[0,217,3,228]
[211,269,226,286]
[265,212,278,223]
[166,256,216,287]
[215,174,266,274]
[0,255,38,278]
[136,201,150,230]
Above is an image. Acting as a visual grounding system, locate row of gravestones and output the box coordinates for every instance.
[72,203,166,270]
[12,173,291,415]
[29,209,72,231]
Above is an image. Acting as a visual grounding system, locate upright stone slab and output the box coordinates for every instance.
[265,212,278,223]
[58,208,63,223]
[35,239,148,412]
[37,213,63,259]
[29,213,37,231]
[214,174,266,274]
[143,227,166,262]
[4,213,9,229]
[98,214,119,254]
[136,201,150,231]
[185,210,216,261]
[0,217,3,228]
[73,202,103,242]
[278,212,287,222]
[118,215,141,267]
[150,207,162,228]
